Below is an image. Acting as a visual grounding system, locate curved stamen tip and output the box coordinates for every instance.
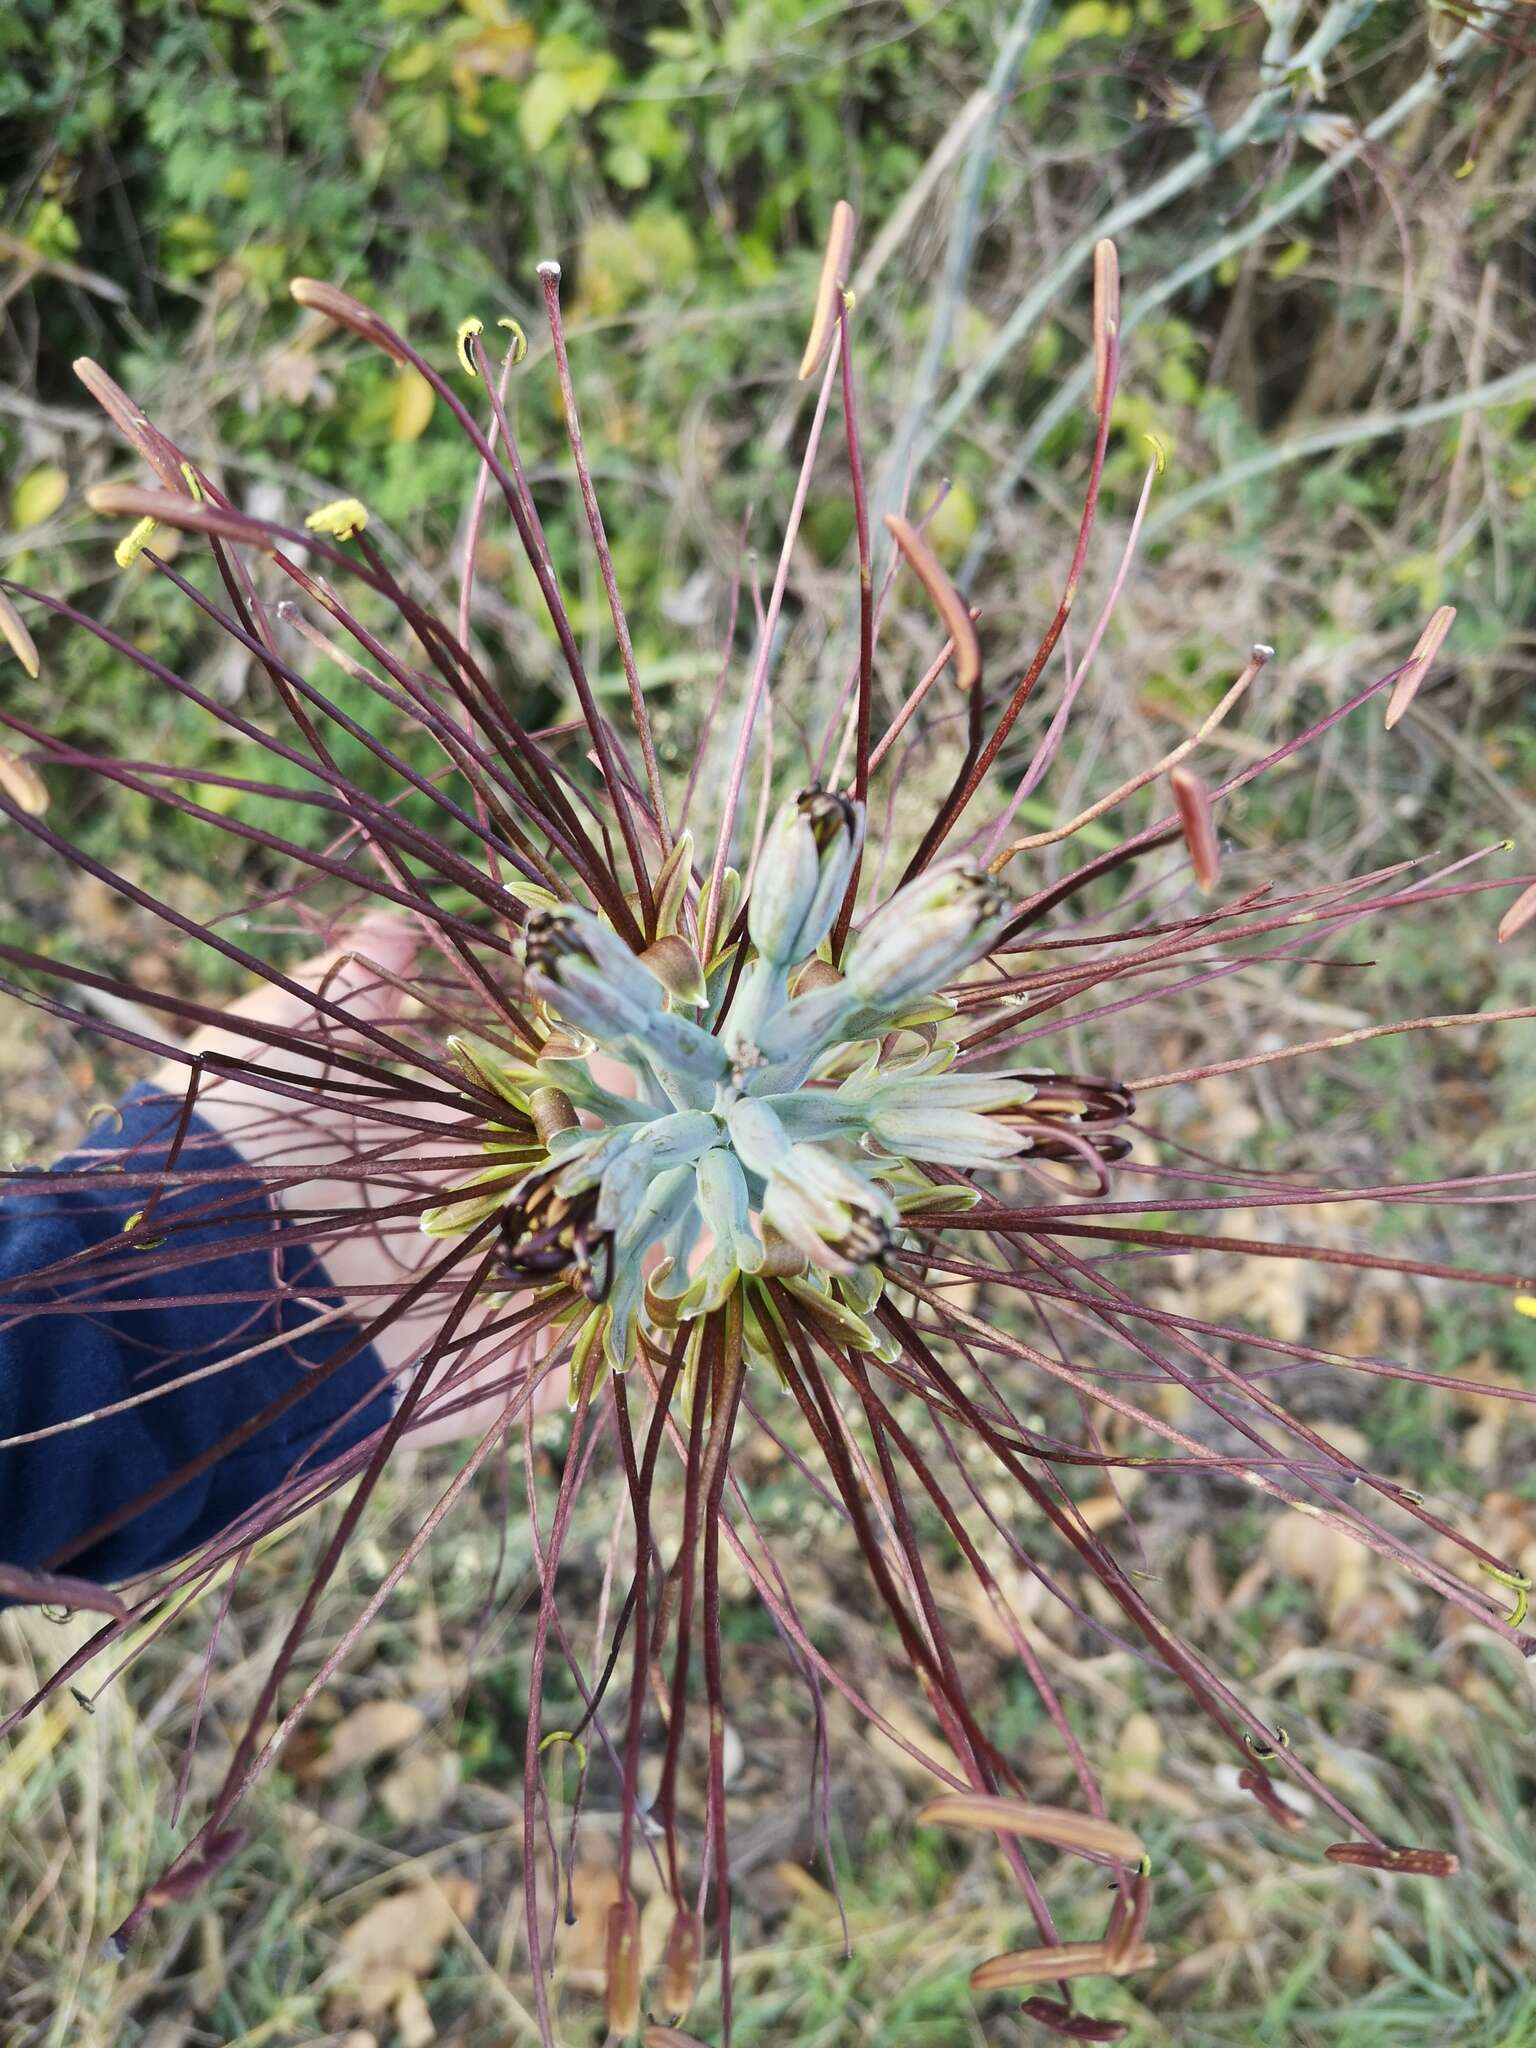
[455,315,484,377]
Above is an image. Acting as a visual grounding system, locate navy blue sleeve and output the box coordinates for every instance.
[0,1080,394,1598]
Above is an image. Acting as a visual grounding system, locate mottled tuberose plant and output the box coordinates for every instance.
[2,211,1535,2044]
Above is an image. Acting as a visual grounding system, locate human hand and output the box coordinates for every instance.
[152,914,568,1447]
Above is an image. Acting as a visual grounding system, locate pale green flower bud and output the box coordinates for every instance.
[723,1094,792,1179]
[845,861,1011,1007]
[524,906,661,1041]
[683,1146,765,1314]
[590,1112,719,1233]
[748,789,863,966]
[864,1101,1027,1167]
[759,1140,896,1277]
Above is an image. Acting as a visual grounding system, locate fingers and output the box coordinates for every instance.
[195,911,422,1056]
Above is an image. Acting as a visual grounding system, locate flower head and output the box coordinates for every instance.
[2,217,1525,2047]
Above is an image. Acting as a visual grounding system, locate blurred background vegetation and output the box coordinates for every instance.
[3,2,1536,2043]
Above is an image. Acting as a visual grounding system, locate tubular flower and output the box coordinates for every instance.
[444,811,1045,1373]
[0,210,1528,2048]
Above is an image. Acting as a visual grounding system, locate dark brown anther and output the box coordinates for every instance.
[498,1167,613,1301]
[523,906,578,978]
[835,1210,892,1267]
[796,785,858,850]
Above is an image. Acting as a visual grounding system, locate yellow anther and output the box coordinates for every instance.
[304,497,369,542]
[114,516,160,569]
[497,316,529,365]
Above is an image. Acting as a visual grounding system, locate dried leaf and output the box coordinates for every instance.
[331,1876,479,2009]
[313,1699,426,1778]
[379,1748,460,1827]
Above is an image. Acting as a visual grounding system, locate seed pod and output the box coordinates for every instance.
[605,1895,642,2034]
[918,1793,1144,1865]
[1496,878,1536,945]
[1236,1766,1306,1832]
[0,743,48,817]
[970,1939,1155,1990]
[1324,1842,1459,1877]
[799,199,856,380]
[0,590,39,679]
[1384,604,1455,730]
[661,1904,703,2019]
[1169,765,1219,892]
[1092,239,1120,417]
[748,788,862,966]
[884,513,980,692]
[1019,2001,1130,2043]
[289,277,417,368]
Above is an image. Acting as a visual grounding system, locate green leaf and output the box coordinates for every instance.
[606,142,650,190]
[518,68,569,152]
[12,465,69,530]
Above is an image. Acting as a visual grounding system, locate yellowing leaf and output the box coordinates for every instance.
[13,464,68,530]
[519,68,570,151]
[559,49,617,113]
[1271,237,1312,282]
[331,1876,479,2006]
[391,369,436,443]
